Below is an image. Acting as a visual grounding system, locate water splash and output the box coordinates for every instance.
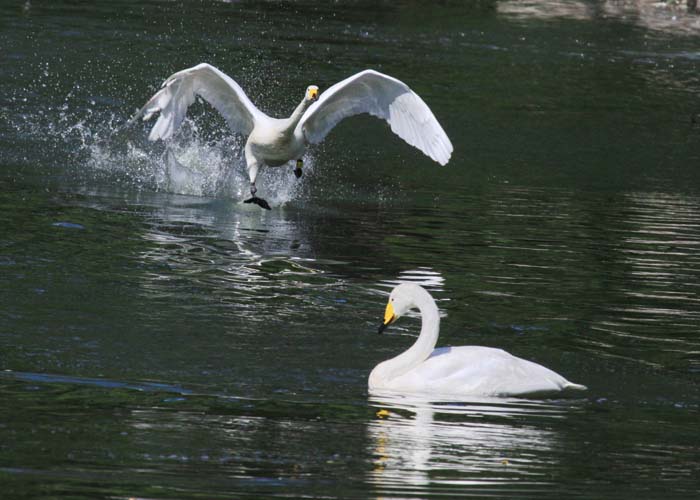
[9,72,311,206]
[83,112,310,205]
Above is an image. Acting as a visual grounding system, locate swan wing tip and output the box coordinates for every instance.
[428,137,453,165]
[434,149,452,166]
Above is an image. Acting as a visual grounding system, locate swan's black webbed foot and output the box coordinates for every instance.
[294,159,303,179]
[244,196,271,210]
[244,183,271,210]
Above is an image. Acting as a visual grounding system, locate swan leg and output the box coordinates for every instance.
[243,159,271,210]
[294,159,303,179]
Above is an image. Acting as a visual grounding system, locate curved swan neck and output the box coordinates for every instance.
[371,287,440,385]
[404,289,440,363]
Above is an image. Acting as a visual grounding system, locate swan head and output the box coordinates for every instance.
[378,283,425,334]
[305,85,319,102]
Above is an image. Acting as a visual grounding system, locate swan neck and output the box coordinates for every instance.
[373,290,440,385]
[409,293,440,362]
[287,97,310,129]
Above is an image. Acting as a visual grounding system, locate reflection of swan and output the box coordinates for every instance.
[131,190,336,325]
[371,283,586,397]
[368,393,564,494]
[129,63,452,209]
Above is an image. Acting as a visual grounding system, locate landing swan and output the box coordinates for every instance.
[371,283,587,397]
[129,63,453,209]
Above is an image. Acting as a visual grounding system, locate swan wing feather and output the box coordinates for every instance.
[128,63,266,141]
[409,346,577,396]
[298,69,453,165]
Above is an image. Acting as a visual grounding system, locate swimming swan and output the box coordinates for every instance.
[371,283,587,397]
[129,63,453,209]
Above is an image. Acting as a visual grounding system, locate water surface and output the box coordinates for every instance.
[1,1,699,498]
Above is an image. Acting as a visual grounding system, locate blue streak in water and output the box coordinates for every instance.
[3,370,192,395]
[52,222,85,230]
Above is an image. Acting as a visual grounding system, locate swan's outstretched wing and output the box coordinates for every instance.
[298,70,453,165]
[128,63,266,141]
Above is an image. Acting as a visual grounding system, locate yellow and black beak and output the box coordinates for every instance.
[308,87,319,101]
[378,302,396,334]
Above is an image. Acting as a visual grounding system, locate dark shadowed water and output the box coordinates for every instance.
[1,1,700,498]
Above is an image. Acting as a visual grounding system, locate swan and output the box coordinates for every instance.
[128,63,453,209]
[371,283,587,397]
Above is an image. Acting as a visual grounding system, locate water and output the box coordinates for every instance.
[1,1,700,498]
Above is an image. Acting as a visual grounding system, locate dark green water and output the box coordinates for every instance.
[1,1,700,498]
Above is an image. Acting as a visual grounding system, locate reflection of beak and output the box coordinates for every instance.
[378,302,396,334]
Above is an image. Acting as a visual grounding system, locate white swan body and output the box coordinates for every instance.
[371,283,587,397]
[129,63,453,208]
